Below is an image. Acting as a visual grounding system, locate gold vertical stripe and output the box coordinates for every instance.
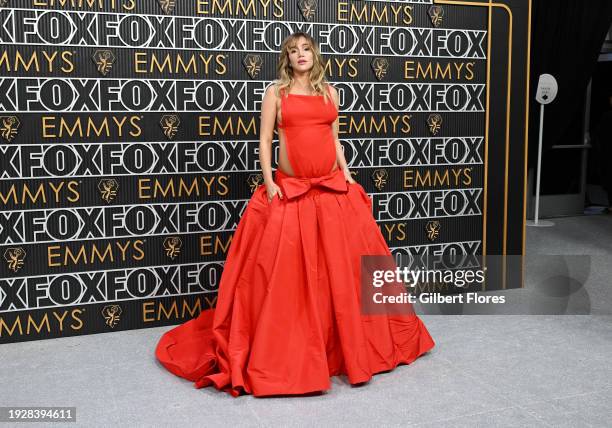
[492,3,514,289]
[522,0,533,289]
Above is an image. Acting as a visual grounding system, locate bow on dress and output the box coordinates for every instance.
[278,168,349,200]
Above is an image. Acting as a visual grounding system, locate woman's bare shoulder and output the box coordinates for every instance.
[326,83,339,106]
[266,82,283,98]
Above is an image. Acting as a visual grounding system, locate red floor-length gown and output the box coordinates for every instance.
[155,84,435,397]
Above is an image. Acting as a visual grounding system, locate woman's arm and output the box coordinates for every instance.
[259,85,278,186]
[259,84,284,200]
[329,85,356,184]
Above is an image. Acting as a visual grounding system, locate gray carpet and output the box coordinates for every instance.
[1,215,612,427]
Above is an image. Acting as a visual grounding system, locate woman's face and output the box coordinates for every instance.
[287,37,314,72]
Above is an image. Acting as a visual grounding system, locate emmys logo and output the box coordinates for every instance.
[160,114,180,139]
[157,0,175,14]
[92,50,116,76]
[0,116,20,142]
[102,305,122,328]
[242,54,263,79]
[371,169,389,191]
[428,6,445,28]
[298,0,317,21]
[4,248,26,272]
[98,179,119,203]
[425,221,441,241]
[0,0,9,7]
[370,58,390,81]
[247,174,264,192]
[163,237,182,260]
[427,114,443,135]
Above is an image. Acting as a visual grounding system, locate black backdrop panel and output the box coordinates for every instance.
[0,0,531,343]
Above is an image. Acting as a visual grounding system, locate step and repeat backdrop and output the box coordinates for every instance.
[0,0,531,343]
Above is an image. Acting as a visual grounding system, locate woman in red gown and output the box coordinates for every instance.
[155,32,435,397]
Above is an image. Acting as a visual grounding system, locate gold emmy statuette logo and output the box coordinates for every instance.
[425,221,441,241]
[428,5,445,27]
[242,54,263,79]
[160,114,180,139]
[157,0,175,14]
[92,50,116,76]
[247,174,264,193]
[102,305,122,328]
[427,113,443,135]
[298,0,317,21]
[163,237,182,260]
[0,0,10,8]
[4,248,26,272]
[0,116,20,142]
[370,58,390,81]
[98,179,119,203]
[371,169,388,191]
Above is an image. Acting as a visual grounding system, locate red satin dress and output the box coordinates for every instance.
[155,85,435,397]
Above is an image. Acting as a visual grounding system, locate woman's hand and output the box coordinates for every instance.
[343,169,357,184]
[265,181,284,203]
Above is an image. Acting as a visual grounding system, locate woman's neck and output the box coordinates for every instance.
[291,74,313,93]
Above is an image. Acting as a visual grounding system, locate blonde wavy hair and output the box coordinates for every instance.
[273,32,331,104]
